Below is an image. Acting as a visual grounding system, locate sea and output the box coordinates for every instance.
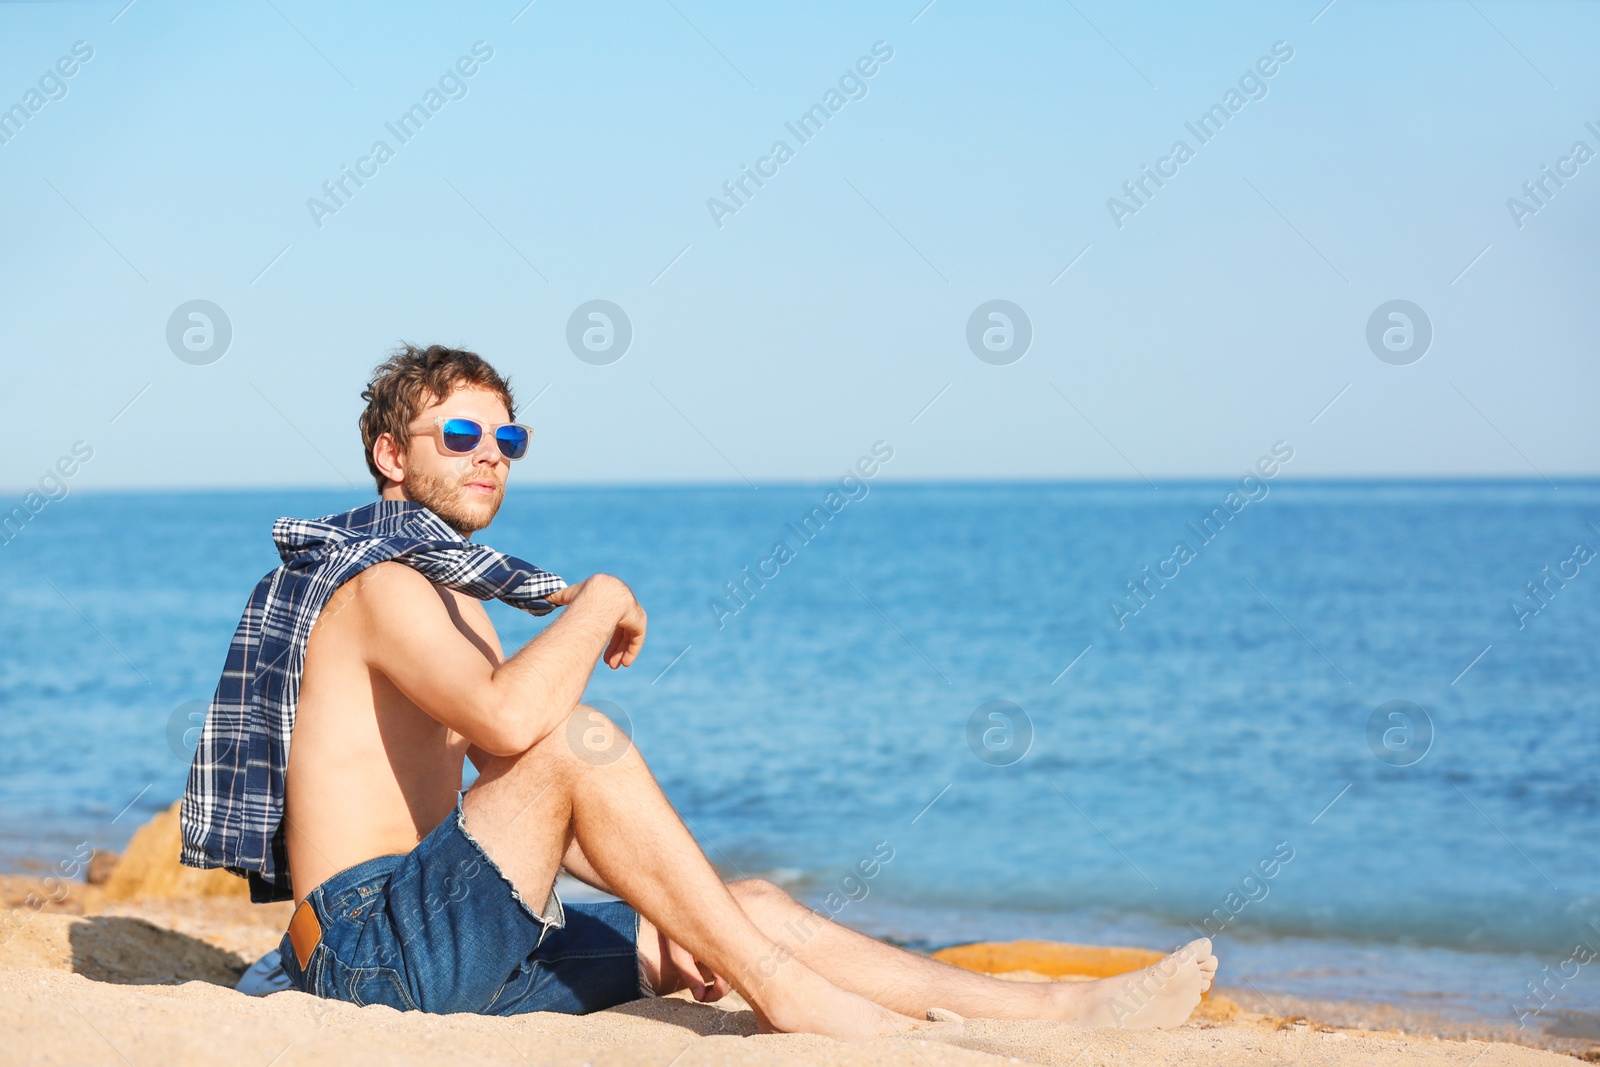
[1,481,1596,1034]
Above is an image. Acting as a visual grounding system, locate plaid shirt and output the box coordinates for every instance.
[179,500,566,903]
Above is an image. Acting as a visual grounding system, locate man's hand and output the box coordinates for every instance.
[546,574,646,670]
[659,932,731,1003]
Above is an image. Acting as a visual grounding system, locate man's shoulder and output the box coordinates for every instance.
[311,558,503,665]
[320,560,438,623]
[354,558,434,589]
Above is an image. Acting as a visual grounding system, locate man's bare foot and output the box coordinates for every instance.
[1062,938,1219,1030]
[746,960,940,1042]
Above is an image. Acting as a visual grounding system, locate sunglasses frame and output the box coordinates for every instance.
[413,416,534,460]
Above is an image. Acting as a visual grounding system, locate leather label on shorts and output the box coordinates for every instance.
[289,900,322,971]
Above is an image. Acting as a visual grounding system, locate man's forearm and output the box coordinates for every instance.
[490,578,629,751]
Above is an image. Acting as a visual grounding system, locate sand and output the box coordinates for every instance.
[0,885,1583,1067]
[2,960,1578,1067]
[0,807,1588,1067]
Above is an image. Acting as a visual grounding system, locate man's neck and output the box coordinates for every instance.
[378,486,475,540]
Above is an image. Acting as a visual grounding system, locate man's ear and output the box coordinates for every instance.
[372,432,406,488]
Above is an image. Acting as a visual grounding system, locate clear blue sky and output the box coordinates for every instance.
[2,0,1595,491]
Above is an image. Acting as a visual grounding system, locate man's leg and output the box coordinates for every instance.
[724,879,1218,1028]
[460,705,926,1040]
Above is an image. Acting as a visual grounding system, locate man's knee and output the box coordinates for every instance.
[732,879,826,946]
[555,703,636,770]
[730,877,800,915]
[475,704,634,789]
[729,877,784,899]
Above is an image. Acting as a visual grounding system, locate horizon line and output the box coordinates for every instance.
[9,473,1599,498]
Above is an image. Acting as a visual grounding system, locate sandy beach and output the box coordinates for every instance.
[2,963,1579,1067]
[0,806,1589,1067]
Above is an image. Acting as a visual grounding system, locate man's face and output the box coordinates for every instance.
[392,385,513,535]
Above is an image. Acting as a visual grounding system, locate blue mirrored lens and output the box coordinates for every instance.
[495,425,530,459]
[440,418,483,453]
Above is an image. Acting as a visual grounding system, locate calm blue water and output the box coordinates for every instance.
[1,482,1596,1027]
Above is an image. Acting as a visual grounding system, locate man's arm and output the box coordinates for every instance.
[354,563,645,756]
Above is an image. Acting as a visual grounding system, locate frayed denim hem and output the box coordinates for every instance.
[453,793,566,946]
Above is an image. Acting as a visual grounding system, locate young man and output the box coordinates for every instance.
[181,345,1217,1040]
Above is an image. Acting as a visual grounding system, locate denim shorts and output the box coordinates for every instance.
[277,794,651,1015]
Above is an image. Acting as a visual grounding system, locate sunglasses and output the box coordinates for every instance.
[414,417,533,460]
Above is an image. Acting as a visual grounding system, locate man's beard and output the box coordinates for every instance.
[404,463,504,535]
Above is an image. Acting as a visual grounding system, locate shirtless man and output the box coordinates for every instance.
[224,345,1216,1038]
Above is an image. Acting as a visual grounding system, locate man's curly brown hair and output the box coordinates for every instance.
[359,344,517,492]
